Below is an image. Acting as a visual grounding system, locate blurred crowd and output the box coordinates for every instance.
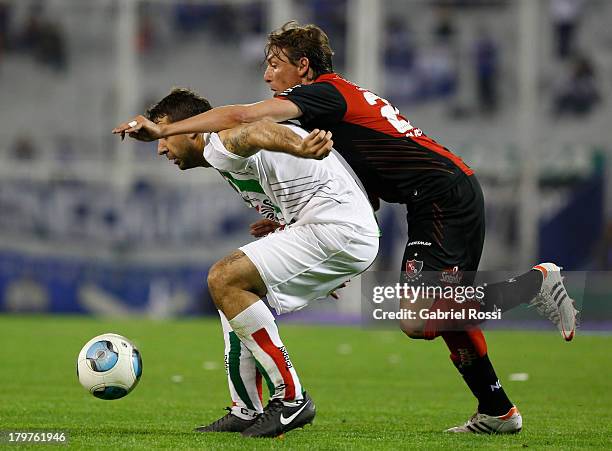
[0,1,67,72]
[0,177,254,249]
[0,0,604,115]
[162,0,602,117]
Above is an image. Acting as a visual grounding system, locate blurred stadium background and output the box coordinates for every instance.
[0,0,609,325]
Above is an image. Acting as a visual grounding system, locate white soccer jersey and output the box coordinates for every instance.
[203,124,379,237]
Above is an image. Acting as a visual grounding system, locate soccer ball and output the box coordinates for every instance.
[77,333,142,400]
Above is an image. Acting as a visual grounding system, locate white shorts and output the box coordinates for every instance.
[240,223,379,315]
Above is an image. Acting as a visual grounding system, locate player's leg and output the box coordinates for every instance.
[218,310,264,417]
[196,252,268,433]
[195,310,264,433]
[232,223,378,437]
[398,296,432,339]
[206,248,313,437]
[400,175,521,433]
[398,240,518,422]
[444,176,521,432]
[404,264,578,341]
[207,249,304,403]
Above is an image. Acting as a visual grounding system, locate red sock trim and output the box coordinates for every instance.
[442,327,488,365]
[251,328,296,400]
[466,326,487,357]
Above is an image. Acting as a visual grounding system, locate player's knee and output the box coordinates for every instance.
[207,261,231,301]
[399,319,426,339]
[208,258,259,301]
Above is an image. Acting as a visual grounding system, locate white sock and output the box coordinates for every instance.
[218,310,263,417]
[228,300,303,401]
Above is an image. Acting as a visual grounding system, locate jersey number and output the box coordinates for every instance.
[361,90,422,137]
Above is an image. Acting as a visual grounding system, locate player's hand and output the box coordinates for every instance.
[112,115,163,142]
[249,219,282,237]
[297,129,333,160]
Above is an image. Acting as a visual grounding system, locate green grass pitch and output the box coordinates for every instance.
[1,315,610,449]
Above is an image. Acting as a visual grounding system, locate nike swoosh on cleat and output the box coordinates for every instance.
[280,401,310,425]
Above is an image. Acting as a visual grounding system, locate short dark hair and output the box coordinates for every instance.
[146,88,212,123]
[265,21,334,79]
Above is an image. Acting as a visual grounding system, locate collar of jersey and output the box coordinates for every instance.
[314,73,339,83]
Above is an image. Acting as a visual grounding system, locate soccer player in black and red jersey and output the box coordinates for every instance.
[114,22,578,434]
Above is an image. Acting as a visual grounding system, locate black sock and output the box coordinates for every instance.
[482,269,543,313]
[453,354,514,416]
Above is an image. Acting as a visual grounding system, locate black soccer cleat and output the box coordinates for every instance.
[241,391,316,438]
[195,408,259,433]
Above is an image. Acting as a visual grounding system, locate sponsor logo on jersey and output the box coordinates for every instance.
[404,259,424,279]
[440,266,463,285]
[407,241,431,247]
[256,199,282,221]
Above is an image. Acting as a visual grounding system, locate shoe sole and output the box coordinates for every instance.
[558,294,578,342]
[446,427,522,434]
[194,418,258,433]
[537,263,578,342]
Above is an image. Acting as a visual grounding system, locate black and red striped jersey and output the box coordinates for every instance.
[277,73,473,206]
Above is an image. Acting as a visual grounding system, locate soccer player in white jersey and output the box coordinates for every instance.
[134,88,379,437]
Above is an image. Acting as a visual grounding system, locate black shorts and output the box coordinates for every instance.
[401,174,485,286]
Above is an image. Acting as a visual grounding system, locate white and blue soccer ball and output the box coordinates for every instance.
[77,333,142,400]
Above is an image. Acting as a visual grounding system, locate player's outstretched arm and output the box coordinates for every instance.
[112,98,301,141]
[218,119,333,159]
